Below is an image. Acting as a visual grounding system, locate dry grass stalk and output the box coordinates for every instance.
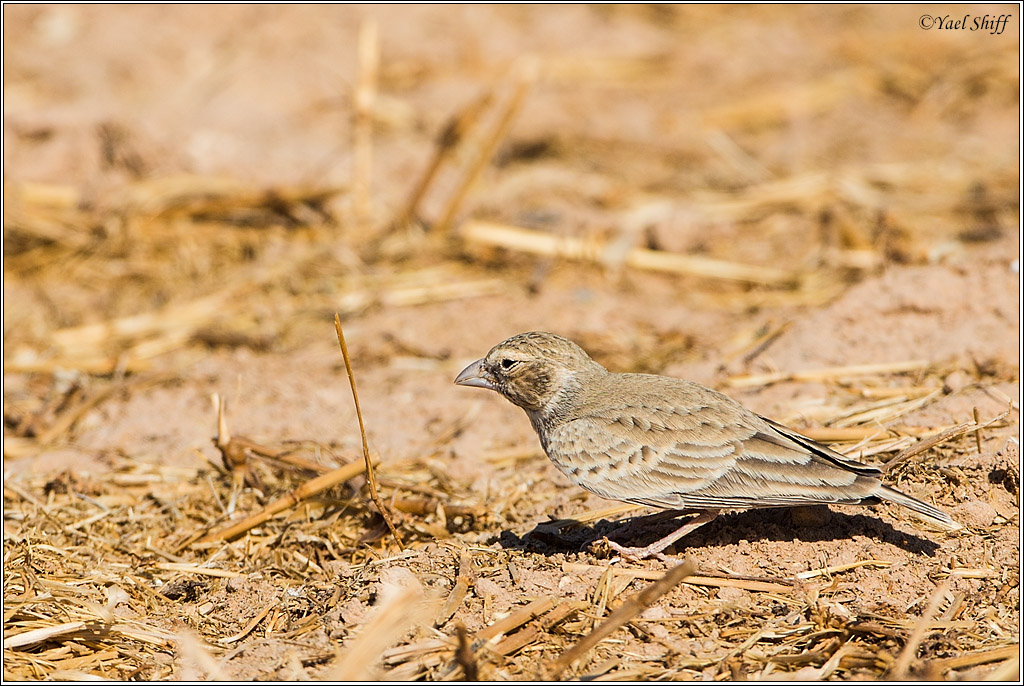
[306,270,506,317]
[474,597,557,643]
[797,426,890,442]
[461,220,797,285]
[31,378,128,447]
[435,59,538,234]
[3,356,154,375]
[841,435,916,459]
[683,160,967,226]
[926,644,1021,675]
[938,566,998,580]
[380,637,455,666]
[884,407,1012,471]
[388,496,481,520]
[51,293,226,357]
[3,621,89,650]
[590,566,635,625]
[393,91,494,228]
[541,600,589,631]
[347,550,423,570]
[725,359,931,388]
[491,625,542,657]
[171,629,229,681]
[211,393,248,502]
[435,550,475,627]
[981,656,1020,681]
[114,174,339,219]
[701,69,869,131]
[831,391,941,428]
[723,320,793,365]
[678,573,793,595]
[857,385,940,399]
[716,627,770,669]
[548,558,697,678]
[790,642,861,680]
[218,602,275,645]
[481,446,545,466]
[378,277,505,307]
[8,371,173,454]
[334,314,403,549]
[154,563,242,578]
[795,559,892,580]
[194,456,376,543]
[824,390,937,427]
[456,598,585,670]
[541,54,670,84]
[209,394,333,506]
[973,407,984,454]
[453,624,479,680]
[892,579,952,678]
[13,266,504,381]
[353,18,378,224]
[561,561,796,595]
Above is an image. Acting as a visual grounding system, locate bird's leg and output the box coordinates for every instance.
[582,509,686,557]
[602,510,720,562]
[600,508,688,539]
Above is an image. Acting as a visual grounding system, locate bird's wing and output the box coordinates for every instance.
[759,416,882,477]
[543,398,882,511]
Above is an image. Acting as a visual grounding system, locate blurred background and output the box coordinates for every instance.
[4,0,1019,466]
[3,0,1019,491]
[4,5,1018,341]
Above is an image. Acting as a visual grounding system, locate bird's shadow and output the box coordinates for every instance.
[498,507,941,557]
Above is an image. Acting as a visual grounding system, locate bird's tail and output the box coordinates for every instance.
[877,485,962,531]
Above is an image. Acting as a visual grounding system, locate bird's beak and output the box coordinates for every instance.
[454,359,495,390]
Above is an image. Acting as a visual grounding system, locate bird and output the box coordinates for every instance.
[455,331,961,560]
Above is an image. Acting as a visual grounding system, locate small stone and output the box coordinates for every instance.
[639,606,670,639]
[339,598,369,625]
[323,560,351,578]
[943,370,968,394]
[716,586,746,602]
[474,577,503,598]
[640,605,669,620]
[952,500,998,528]
[378,566,422,590]
[374,566,424,603]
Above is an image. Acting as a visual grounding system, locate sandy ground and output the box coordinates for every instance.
[3,5,1020,681]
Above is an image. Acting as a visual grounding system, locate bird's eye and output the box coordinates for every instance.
[500,358,517,370]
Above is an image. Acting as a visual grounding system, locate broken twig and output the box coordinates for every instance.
[548,557,697,677]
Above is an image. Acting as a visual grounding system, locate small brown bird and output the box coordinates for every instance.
[455,332,960,560]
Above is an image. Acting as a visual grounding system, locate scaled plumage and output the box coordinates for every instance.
[456,331,960,559]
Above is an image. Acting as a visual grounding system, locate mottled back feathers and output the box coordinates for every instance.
[456,331,960,531]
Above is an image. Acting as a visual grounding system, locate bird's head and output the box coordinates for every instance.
[454,332,603,412]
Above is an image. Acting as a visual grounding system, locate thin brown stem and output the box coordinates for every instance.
[334,313,404,548]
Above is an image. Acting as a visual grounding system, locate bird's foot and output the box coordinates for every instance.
[591,536,671,563]
[588,510,721,562]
